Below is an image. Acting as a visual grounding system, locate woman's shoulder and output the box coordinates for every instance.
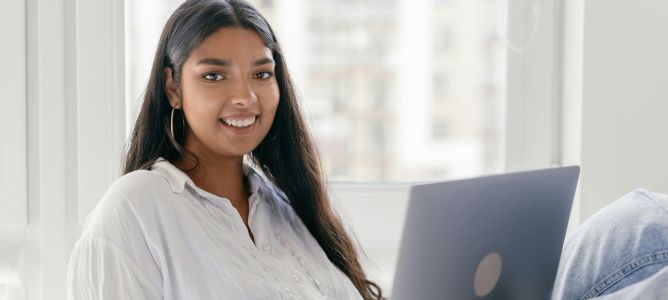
[109,168,172,198]
[80,169,172,238]
[90,170,168,214]
[70,171,166,296]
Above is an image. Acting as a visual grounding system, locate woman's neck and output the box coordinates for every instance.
[175,148,255,243]
[174,149,250,210]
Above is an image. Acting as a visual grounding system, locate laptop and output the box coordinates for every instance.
[390,166,580,300]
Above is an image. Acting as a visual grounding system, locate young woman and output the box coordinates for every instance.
[67,0,383,299]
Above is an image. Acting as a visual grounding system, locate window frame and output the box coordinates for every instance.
[505,0,565,172]
[0,0,27,227]
[75,0,127,225]
[0,0,27,291]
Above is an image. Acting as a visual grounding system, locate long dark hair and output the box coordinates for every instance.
[123,0,383,299]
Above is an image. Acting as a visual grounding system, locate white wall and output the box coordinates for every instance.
[578,0,668,219]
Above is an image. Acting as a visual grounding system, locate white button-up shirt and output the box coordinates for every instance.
[67,158,363,300]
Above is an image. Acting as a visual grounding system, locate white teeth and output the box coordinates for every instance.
[222,116,256,128]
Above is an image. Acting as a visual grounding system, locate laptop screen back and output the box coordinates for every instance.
[391,166,580,300]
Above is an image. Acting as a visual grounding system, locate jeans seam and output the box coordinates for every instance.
[580,250,668,299]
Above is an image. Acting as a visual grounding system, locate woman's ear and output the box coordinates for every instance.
[164,67,181,109]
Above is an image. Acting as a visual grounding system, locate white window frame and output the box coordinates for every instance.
[74,0,127,226]
[0,0,27,294]
[505,0,565,172]
[3,0,126,299]
[0,0,28,228]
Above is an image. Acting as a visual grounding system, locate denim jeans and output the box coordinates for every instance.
[552,188,668,299]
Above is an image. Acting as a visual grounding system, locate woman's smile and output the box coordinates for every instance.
[219,115,260,135]
[220,115,257,127]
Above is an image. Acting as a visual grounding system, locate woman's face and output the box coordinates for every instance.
[165,27,280,159]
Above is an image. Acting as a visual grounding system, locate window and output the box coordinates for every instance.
[125,0,508,293]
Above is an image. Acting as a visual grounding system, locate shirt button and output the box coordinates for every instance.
[262,244,271,252]
[292,273,300,283]
[297,257,306,267]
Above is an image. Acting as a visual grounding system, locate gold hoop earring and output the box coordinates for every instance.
[170,108,177,141]
[170,107,186,143]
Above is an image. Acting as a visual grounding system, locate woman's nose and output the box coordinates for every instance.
[229,79,257,106]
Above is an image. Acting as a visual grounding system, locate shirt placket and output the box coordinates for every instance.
[270,213,330,299]
[246,194,305,300]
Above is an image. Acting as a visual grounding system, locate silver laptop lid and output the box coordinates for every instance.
[391,166,580,300]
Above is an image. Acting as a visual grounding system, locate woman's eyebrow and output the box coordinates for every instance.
[196,58,231,66]
[195,57,275,67]
[252,57,274,66]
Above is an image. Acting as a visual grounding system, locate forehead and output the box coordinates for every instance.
[187,27,272,63]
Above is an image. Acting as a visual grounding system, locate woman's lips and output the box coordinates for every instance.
[219,116,258,135]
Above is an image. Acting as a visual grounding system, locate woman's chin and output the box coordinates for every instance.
[213,144,258,158]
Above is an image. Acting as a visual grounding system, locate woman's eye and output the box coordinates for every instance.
[255,71,273,80]
[203,73,224,81]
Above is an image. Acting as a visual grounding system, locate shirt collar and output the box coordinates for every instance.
[150,157,263,197]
